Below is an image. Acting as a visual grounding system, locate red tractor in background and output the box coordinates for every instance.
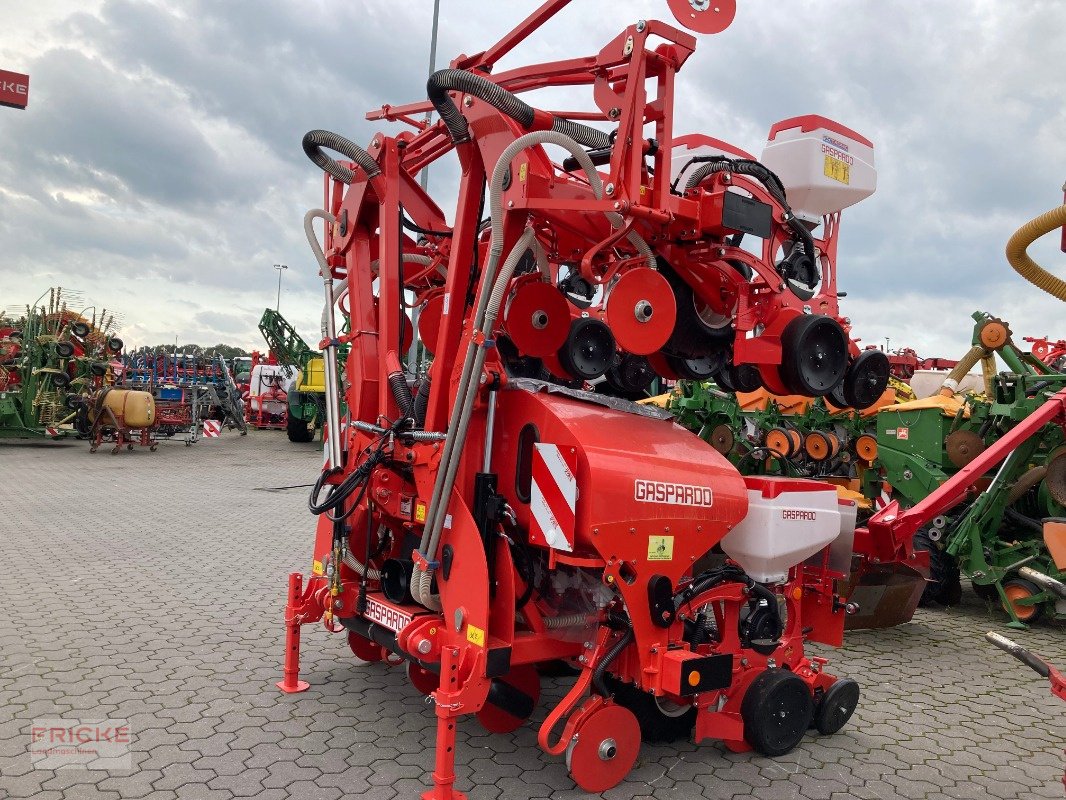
[274,3,1066,798]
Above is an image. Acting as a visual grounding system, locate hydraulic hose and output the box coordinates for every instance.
[592,628,634,697]
[427,68,611,149]
[305,209,345,470]
[1006,204,1066,301]
[302,129,381,184]
[685,158,816,269]
[414,130,604,610]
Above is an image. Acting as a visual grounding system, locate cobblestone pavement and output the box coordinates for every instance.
[1,431,1063,800]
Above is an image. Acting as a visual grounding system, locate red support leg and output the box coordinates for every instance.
[277,572,311,693]
[422,646,468,800]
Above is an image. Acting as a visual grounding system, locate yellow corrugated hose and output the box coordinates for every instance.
[1005,203,1066,301]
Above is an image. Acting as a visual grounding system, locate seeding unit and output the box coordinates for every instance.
[276,3,1066,797]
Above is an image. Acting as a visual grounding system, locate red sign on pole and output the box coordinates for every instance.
[0,70,29,110]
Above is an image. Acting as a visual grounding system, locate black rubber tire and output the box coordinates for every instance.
[779,315,848,397]
[827,379,850,409]
[71,322,91,337]
[813,678,860,735]
[55,341,75,358]
[741,668,814,757]
[665,352,724,381]
[557,317,615,381]
[715,364,737,392]
[107,337,124,353]
[660,263,734,358]
[286,413,315,443]
[90,362,108,377]
[843,350,890,410]
[913,528,962,607]
[603,676,696,744]
[52,371,71,388]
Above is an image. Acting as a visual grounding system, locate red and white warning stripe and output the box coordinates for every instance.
[202,420,222,438]
[45,426,59,438]
[874,481,893,510]
[529,443,577,552]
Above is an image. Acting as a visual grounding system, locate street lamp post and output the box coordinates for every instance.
[274,264,288,312]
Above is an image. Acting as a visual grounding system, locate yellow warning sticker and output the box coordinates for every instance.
[823,155,850,185]
[415,501,427,523]
[648,535,674,561]
[312,560,324,576]
[519,162,528,183]
[466,624,485,647]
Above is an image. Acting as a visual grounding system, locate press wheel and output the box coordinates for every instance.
[566,701,641,793]
[665,351,726,381]
[741,668,814,757]
[843,350,890,409]
[779,315,848,396]
[719,362,762,393]
[813,678,860,735]
[557,318,615,381]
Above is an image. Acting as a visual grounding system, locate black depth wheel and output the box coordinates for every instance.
[665,352,725,381]
[558,317,615,381]
[71,322,90,337]
[55,341,75,358]
[827,378,850,409]
[813,678,860,735]
[844,350,890,409]
[741,668,814,756]
[605,354,656,396]
[779,315,848,396]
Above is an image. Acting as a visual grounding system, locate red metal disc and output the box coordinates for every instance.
[505,282,571,358]
[667,0,737,34]
[418,293,445,356]
[605,270,676,355]
[476,664,541,734]
[758,363,791,396]
[566,701,641,793]
[348,630,383,663]
[408,662,439,696]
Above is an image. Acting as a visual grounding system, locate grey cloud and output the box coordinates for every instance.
[0,1,1063,357]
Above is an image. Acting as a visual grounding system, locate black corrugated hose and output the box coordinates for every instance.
[426,68,611,150]
[302,129,382,184]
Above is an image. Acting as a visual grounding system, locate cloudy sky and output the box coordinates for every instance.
[1,1,1063,359]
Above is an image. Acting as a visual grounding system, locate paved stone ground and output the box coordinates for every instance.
[0,431,1063,800]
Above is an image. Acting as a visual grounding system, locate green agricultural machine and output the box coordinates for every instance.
[0,288,122,439]
[873,311,1066,625]
[664,309,1066,627]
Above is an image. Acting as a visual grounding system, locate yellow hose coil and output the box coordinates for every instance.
[1005,204,1066,301]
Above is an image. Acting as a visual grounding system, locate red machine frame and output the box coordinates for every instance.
[278,3,905,798]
